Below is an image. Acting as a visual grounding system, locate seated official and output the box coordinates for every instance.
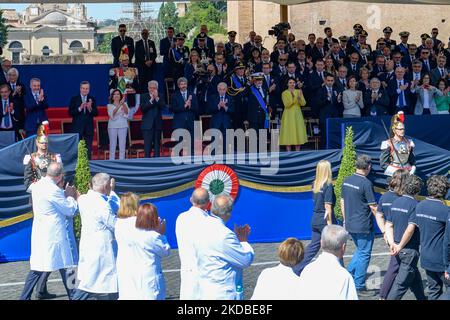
[141,80,164,158]
[251,238,304,300]
[24,78,49,137]
[0,84,24,141]
[208,82,234,153]
[363,78,390,116]
[107,89,129,160]
[7,68,26,104]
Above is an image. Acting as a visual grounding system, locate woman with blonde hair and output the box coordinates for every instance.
[279,78,308,151]
[115,197,171,300]
[294,160,335,275]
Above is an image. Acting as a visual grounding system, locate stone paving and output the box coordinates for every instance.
[0,237,436,300]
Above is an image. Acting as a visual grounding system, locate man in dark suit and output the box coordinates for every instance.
[243,31,257,59]
[141,80,164,158]
[270,38,288,64]
[387,67,414,115]
[329,42,345,70]
[318,74,341,148]
[419,48,437,73]
[431,28,442,52]
[305,33,316,58]
[68,81,98,159]
[159,26,175,65]
[261,62,278,113]
[7,68,26,108]
[111,24,135,66]
[307,59,327,118]
[323,27,338,50]
[345,52,363,80]
[208,82,234,154]
[379,60,396,89]
[135,29,157,93]
[193,25,215,56]
[402,44,419,70]
[334,66,349,95]
[371,55,386,79]
[247,73,270,134]
[0,84,24,141]
[310,37,327,64]
[25,78,49,137]
[0,59,12,85]
[171,77,198,154]
[430,55,449,86]
[363,78,390,116]
[406,60,425,83]
[225,31,239,56]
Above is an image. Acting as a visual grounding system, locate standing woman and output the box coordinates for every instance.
[294,160,335,275]
[434,79,449,114]
[343,75,364,118]
[357,67,371,94]
[115,195,171,300]
[413,73,443,115]
[107,89,129,160]
[279,78,308,151]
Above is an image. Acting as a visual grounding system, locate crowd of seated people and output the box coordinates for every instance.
[1,23,450,158]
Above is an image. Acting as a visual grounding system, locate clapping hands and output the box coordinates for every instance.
[234,224,251,242]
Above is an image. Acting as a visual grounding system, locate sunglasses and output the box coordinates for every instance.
[395,128,405,131]
[279,59,287,61]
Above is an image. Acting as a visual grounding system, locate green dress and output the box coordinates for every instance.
[280,89,308,146]
[435,92,450,113]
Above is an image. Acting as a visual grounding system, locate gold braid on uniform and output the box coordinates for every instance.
[227,76,247,97]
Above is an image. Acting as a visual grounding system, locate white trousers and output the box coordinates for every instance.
[108,127,128,160]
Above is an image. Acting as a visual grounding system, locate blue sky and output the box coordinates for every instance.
[0,2,162,20]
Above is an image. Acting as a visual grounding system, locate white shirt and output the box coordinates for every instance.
[29,177,78,272]
[76,190,118,293]
[298,252,358,300]
[194,214,254,300]
[1,98,13,129]
[115,216,171,300]
[175,206,210,300]
[251,263,302,300]
[107,103,129,129]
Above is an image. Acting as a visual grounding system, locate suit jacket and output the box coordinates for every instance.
[8,81,26,103]
[345,63,363,79]
[414,86,443,115]
[159,37,175,64]
[402,54,417,70]
[140,92,164,131]
[363,89,390,116]
[0,96,24,131]
[170,90,198,130]
[247,85,269,125]
[111,35,135,66]
[310,47,327,64]
[395,43,409,56]
[370,64,385,79]
[307,70,327,116]
[324,37,339,50]
[208,94,234,129]
[0,71,7,85]
[68,95,98,135]
[330,51,346,70]
[419,58,437,73]
[270,50,287,64]
[379,71,396,86]
[318,86,341,119]
[135,39,157,68]
[227,75,249,115]
[193,36,215,56]
[24,92,49,134]
[387,78,414,114]
[430,67,449,86]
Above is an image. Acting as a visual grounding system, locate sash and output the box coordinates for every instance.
[172,48,183,63]
[232,75,243,89]
[251,86,269,129]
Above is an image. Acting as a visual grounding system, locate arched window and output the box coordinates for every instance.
[69,40,83,52]
[8,41,23,63]
[9,41,23,50]
[42,46,51,56]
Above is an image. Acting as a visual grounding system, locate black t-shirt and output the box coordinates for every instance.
[311,183,336,231]
[386,195,420,251]
[342,173,376,234]
[377,190,400,217]
[412,198,450,272]
[445,215,450,274]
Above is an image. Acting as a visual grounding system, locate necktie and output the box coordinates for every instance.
[425,60,429,70]
[3,100,10,128]
[183,92,187,101]
[440,68,444,77]
[342,79,346,87]
[11,83,15,91]
[266,75,270,87]
[144,40,149,60]
[328,88,332,100]
[82,96,87,114]
[320,72,324,80]
[398,81,405,108]
[34,93,39,103]
[352,65,356,72]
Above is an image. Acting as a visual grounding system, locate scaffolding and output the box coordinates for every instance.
[120,1,165,59]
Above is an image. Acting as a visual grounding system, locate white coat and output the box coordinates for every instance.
[298,252,358,300]
[29,176,78,272]
[194,214,254,300]
[115,216,171,300]
[251,263,302,300]
[76,190,118,293]
[175,206,210,300]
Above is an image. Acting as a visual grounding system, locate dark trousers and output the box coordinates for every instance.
[426,270,445,300]
[233,112,247,130]
[143,129,161,157]
[422,109,431,115]
[72,289,118,300]
[379,255,399,299]
[293,228,322,276]
[36,271,52,295]
[20,269,73,300]
[387,248,426,300]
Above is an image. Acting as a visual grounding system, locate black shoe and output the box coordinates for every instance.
[35,292,57,300]
[357,289,375,298]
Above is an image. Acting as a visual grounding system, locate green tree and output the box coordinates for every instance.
[74,140,91,239]
[178,0,226,38]
[334,126,357,221]
[0,10,8,49]
[97,32,115,54]
[158,2,179,31]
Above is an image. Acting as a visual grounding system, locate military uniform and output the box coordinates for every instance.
[168,33,190,82]
[380,137,416,176]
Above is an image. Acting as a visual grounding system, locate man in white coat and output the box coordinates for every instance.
[175,188,210,300]
[72,173,119,300]
[20,162,79,300]
[298,225,358,300]
[195,195,254,300]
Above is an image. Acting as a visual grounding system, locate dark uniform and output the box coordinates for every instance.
[168,33,190,83]
[414,197,450,300]
[227,63,249,130]
[386,195,426,300]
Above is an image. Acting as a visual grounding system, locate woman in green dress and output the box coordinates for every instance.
[280,78,308,151]
[435,79,449,114]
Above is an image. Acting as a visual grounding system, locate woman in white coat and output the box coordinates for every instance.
[413,73,443,115]
[251,238,304,300]
[115,194,171,300]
